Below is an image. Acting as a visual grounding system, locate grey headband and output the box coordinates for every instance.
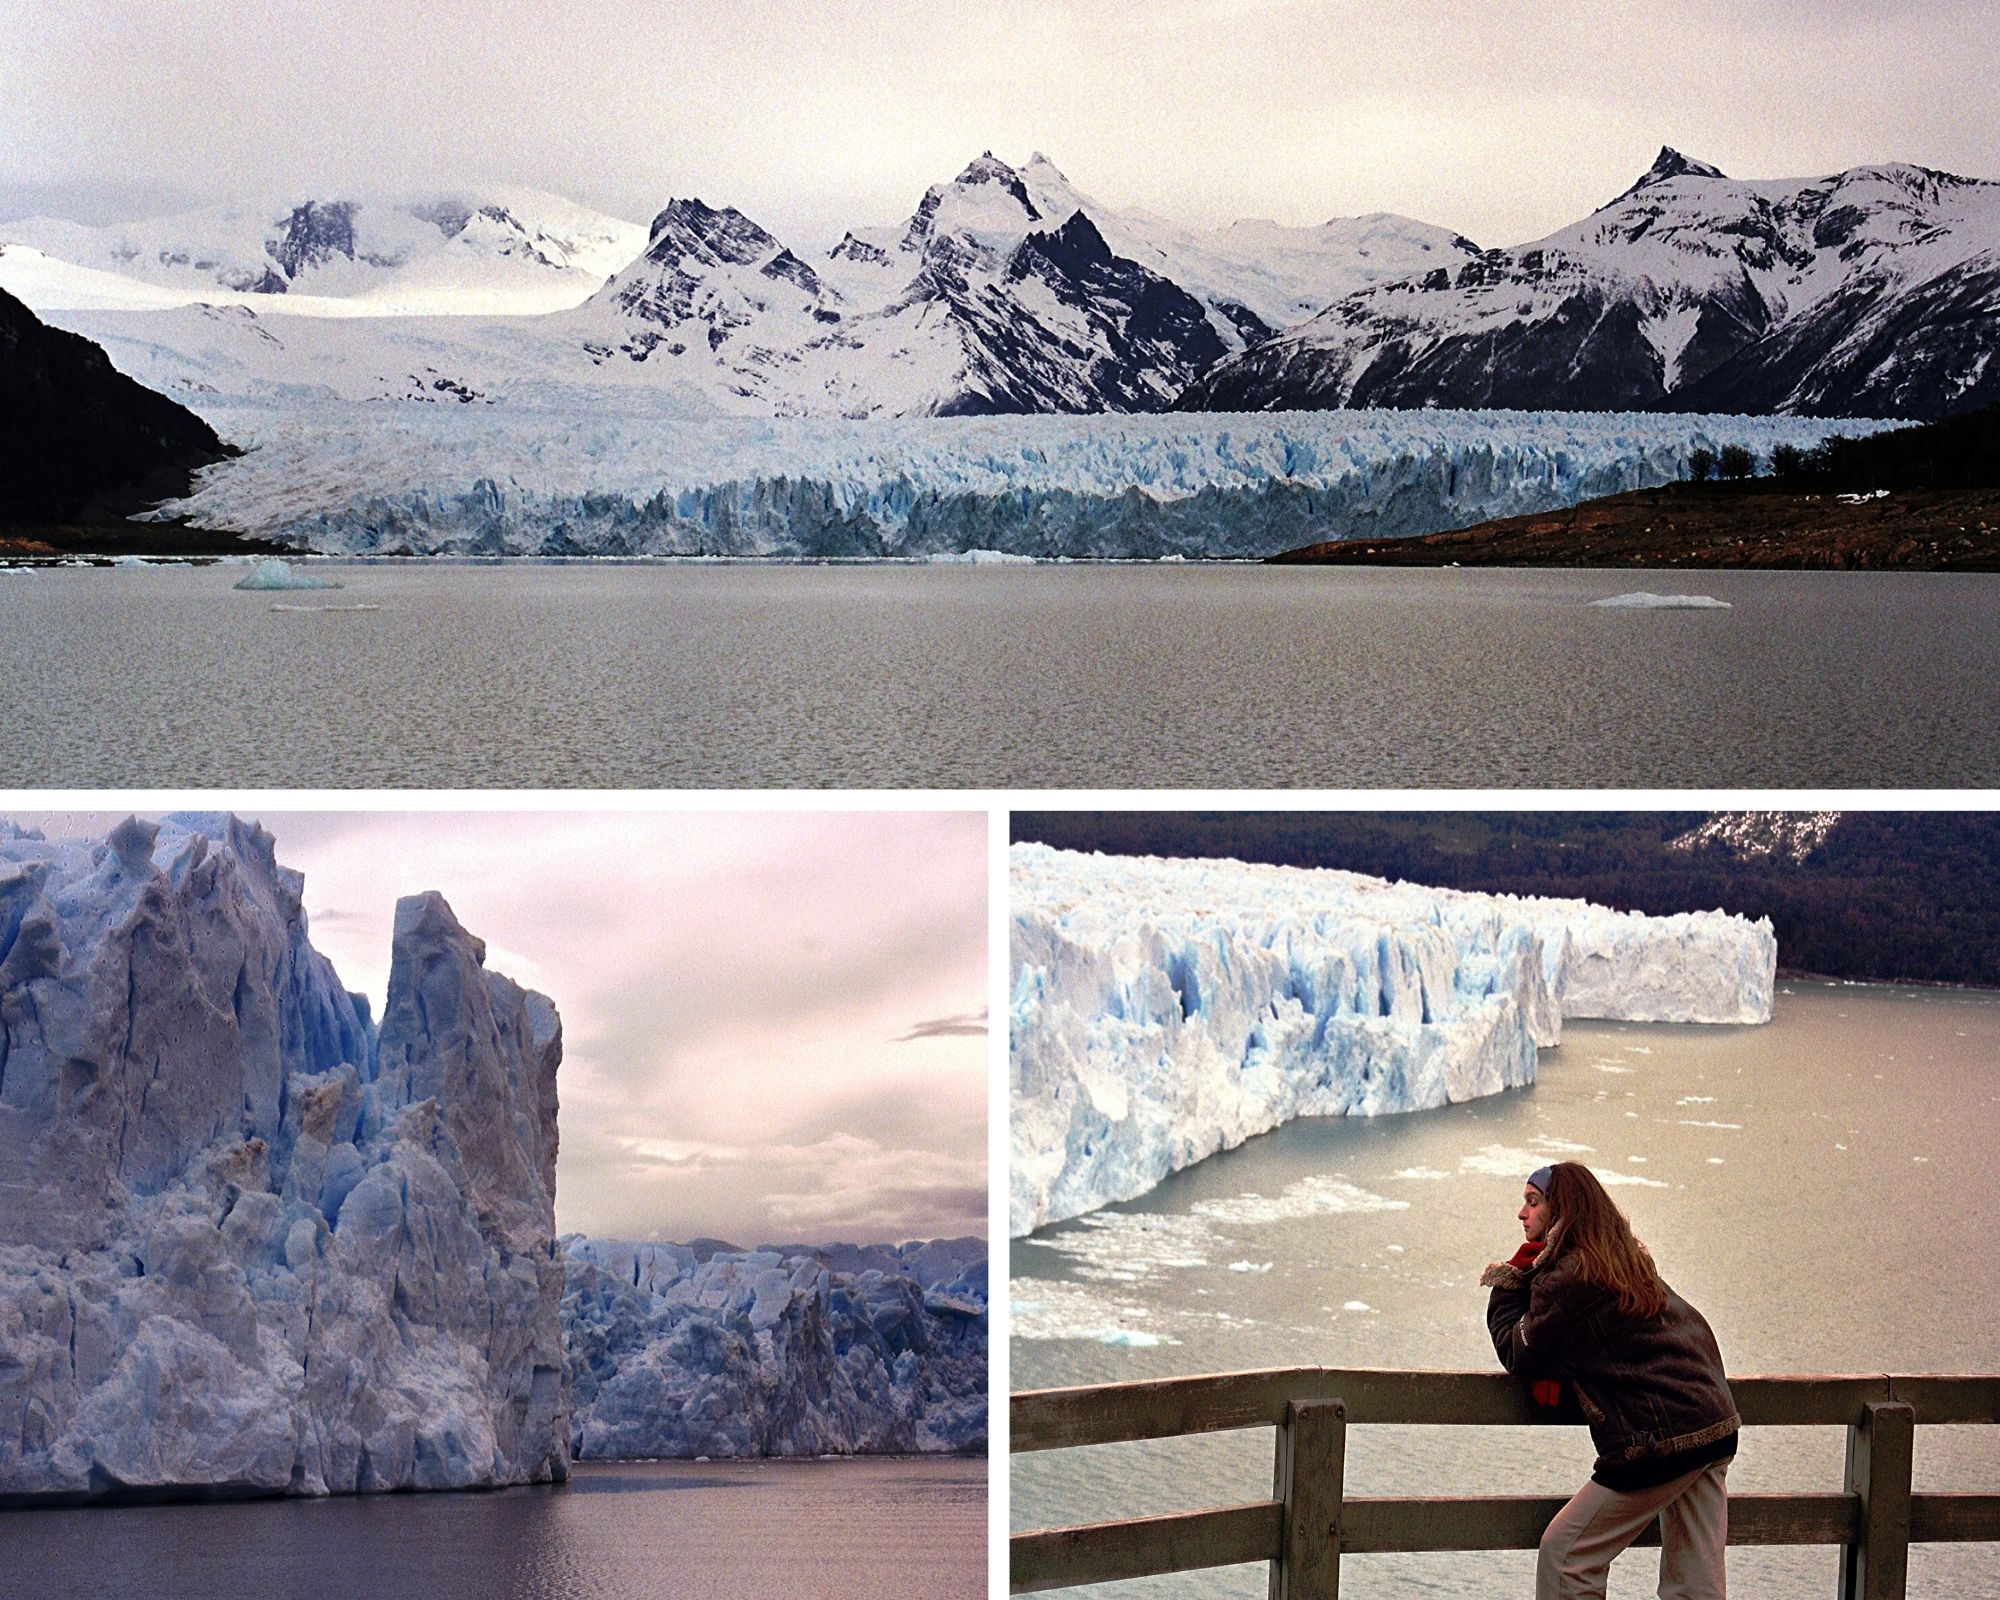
[1527,1165,1554,1195]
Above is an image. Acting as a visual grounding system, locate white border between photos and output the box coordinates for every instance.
[5,782,1995,1600]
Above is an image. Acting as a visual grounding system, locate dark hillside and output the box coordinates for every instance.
[1011,812,2000,989]
[0,286,234,527]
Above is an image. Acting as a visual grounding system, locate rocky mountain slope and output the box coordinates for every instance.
[1180,149,2000,419]
[0,286,233,525]
[567,151,1478,416]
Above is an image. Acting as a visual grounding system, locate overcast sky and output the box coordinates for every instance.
[5,809,989,1248]
[4,1,1996,248]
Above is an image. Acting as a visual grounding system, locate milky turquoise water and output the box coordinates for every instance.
[1011,982,2000,1599]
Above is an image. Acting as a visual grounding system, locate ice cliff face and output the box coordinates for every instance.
[150,403,1872,558]
[563,1236,986,1457]
[1009,845,1775,1236]
[0,816,567,1503]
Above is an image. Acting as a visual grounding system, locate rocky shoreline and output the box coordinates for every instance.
[1270,481,2000,570]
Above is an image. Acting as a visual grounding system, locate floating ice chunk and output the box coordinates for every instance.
[924,547,1036,564]
[1590,591,1732,609]
[234,556,341,590]
[271,602,381,612]
[1101,1329,1165,1347]
[1193,1176,1409,1224]
[1227,1261,1274,1273]
[1342,1301,1374,1312]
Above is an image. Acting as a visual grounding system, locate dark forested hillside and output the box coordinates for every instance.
[1010,812,2000,989]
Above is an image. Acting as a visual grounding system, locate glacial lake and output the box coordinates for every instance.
[3,562,1998,787]
[1010,981,2000,1600]
[2,1457,986,1600]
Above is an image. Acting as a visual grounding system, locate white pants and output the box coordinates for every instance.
[1536,1459,1729,1600]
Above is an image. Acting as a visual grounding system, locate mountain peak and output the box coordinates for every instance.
[953,152,1034,201]
[1638,146,1727,189]
[643,198,782,268]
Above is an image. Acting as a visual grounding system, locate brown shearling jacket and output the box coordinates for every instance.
[1482,1249,1740,1475]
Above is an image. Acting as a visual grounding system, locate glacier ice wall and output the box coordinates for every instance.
[157,402,1880,559]
[0,815,568,1503]
[1009,845,1775,1235]
[563,1236,986,1458]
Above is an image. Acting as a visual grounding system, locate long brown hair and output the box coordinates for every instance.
[1542,1162,1667,1318]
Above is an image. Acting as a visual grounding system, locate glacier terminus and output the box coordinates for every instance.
[1010,845,1776,1236]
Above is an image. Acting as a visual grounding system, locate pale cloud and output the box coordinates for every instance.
[0,807,989,1246]
[3,1,1993,250]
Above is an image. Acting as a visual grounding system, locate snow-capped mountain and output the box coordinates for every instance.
[1668,812,1844,865]
[1179,149,2000,419]
[0,189,646,315]
[565,152,1476,416]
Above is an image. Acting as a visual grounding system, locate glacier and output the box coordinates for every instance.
[152,402,1879,560]
[563,1236,986,1458]
[0,815,568,1502]
[1009,844,1775,1236]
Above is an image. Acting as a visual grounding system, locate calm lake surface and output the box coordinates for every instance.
[1011,982,2000,1600]
[3,562,1997,787]
[2,1457,985,1600]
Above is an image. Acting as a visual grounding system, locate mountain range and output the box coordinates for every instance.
[5,148,1994,419]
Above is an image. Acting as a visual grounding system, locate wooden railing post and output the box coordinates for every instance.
[1839,1400,1914,1600]
[1271,1398,1345,1600]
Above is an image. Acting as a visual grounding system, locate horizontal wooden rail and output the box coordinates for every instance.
[1012,1367,2000,1451]
[1010,1370,2000,1599]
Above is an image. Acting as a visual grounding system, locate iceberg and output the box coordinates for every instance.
[156,402,1880,560]
[233,556,340,590]
[563,1235,986,1457]
[1010,844,1775,1235]
[0,815,567,1502]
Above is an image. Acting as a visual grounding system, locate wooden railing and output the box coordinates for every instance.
[1011,1368,2000,1599]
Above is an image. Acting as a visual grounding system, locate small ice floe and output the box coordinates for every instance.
[1227,1261,1274,1273]
[1590,591,1731,609]
[924,548,1035,564]
[1707,1158,1725,1165]
[1342,1301,1374,1313]
[234,556,340,591]
[1677,1095,1717,1105]
[1158,553,1187,563]
[271,603,381,613]
[1100,1329,1164,1347]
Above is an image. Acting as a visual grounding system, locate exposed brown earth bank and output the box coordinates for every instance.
[1270,481,2000,570]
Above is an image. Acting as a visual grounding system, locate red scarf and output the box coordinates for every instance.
[1506,1237,1546,1271]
